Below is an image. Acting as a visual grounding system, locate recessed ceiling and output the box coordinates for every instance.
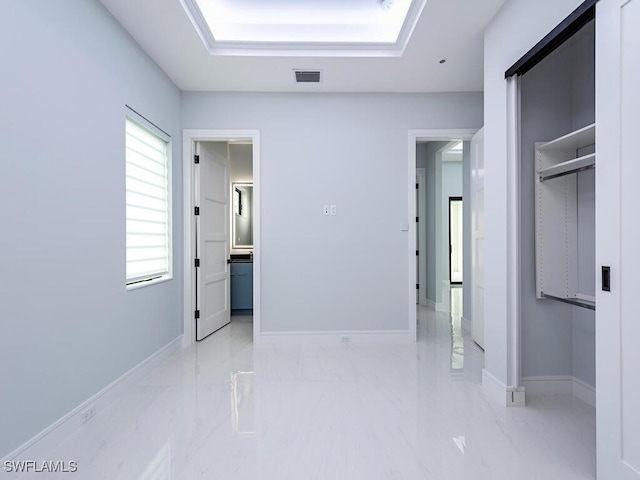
[179,0,427,56]
[97,0,508,92]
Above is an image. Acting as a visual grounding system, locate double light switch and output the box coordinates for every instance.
[323,205,337,216]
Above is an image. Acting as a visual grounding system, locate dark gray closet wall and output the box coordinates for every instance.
[519,21,595,386]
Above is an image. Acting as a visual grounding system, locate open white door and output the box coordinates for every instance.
[471,128,485,349]
[596,1,640,478]
[417,168,425,304]
[196,142,231,341]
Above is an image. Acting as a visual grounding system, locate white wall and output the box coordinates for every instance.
[183,93,483,333]
[229,143,253,183]
[483,0,586,385]
[0,0,182,458]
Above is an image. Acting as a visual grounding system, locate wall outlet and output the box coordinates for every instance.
[330,204,337,216]
[323,205,330,215]
[81,405,96,424]
[341,336,350,343]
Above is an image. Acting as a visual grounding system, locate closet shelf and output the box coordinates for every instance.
[538,153,596,181]
[541,292,596,311]
[537,123,596,153]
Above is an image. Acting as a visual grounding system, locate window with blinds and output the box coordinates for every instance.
[125,115,171,286]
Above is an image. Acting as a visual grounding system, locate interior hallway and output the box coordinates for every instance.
[17,304,595,479]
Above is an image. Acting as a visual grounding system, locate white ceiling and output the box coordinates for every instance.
[98,0,507,92]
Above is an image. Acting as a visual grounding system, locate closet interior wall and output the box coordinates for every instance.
[519,21,595,388]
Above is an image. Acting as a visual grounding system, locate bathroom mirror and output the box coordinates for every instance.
[232,183,253,249]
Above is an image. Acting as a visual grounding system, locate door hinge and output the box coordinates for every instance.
[195,310,200,319]
[194,258,200,267]
[416,216,419,223]
[194,206,200,216]
[416,283,419,289]
[194,155,200,164]
[416,250,419,256]
[416,183,419,189]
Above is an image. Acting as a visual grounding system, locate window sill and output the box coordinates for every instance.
[126,275,173,291]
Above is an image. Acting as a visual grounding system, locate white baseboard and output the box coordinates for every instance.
[257,330,415,345]
[421,298,447,312]
[2,335,183,463]
[482,369,526,407]
[423,299,436,310]
[522,376,573,395]
[435,302,449,312]
[521,375,596,407]
[572,377,596,407]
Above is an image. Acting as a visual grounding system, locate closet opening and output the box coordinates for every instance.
[507,0,596,410]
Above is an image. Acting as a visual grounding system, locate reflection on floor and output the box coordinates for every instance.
[19,309,596,479]
[449,286,464,372]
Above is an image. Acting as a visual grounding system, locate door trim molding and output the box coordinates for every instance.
[183,129,261,347]
[408,129,477,341]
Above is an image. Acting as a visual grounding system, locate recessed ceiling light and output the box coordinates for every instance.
[380,0,394,10]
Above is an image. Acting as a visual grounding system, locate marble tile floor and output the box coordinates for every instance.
[12,308,596,479]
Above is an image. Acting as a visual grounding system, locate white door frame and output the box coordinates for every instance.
[408,129,478,341]
[505,76,522,393]
[183,129,261,347]
[471,127,485,349]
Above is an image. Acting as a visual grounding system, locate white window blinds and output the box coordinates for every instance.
[125,116,171,285]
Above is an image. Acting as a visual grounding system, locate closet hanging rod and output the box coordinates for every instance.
[539,153,596,182]
[541,292,596,310]
[540,164,595,182]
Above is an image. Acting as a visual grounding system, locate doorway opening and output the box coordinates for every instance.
[449,197,463,285]
[413,135,471,315]
[183,130,261,347]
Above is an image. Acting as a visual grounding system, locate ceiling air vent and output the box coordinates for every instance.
[294,70,321,83]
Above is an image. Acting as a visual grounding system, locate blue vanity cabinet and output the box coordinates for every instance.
[230,261,253,314]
